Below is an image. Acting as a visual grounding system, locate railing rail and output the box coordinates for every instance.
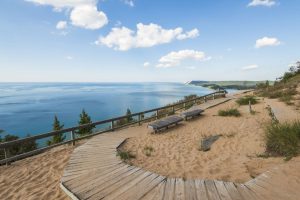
[0,90,226,165]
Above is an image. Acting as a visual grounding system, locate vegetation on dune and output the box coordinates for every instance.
[0,130,37,161]
[143,146,154,157]
[236,96,258,105]
[256,61,300,106]
[47,115,65,146]
[117,150,135,161]
[265,121,300,160]
[218,108,241,117]
[77,109,95,136]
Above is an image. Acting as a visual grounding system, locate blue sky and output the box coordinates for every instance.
[0,0,300,82]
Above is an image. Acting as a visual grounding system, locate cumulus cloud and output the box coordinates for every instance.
[255,37,281,48]
[242,64,259,71]
[143,62,150,67]
[248,0,276,7]
[56,21,67,29]
[66,56,73,60]
[26,0,108,30]
[96,23,199,50]
[156,50,209,68]
[70,5,107,29]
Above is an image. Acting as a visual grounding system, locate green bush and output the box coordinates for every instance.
[265,121,300,159]
[117,150,135,161]
[236,96,258,105]
[218,108,241,117]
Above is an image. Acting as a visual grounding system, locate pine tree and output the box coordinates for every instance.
[22,134,38,153]
[77,109,95,136]
[126,108,133,123]
[47,115,65,146]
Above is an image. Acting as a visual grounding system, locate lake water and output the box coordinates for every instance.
[0,82,215,139]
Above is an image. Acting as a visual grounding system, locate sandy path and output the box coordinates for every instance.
[0,145,74,200]
[265,98,300,122]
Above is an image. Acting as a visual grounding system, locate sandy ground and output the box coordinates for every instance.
[122,94,300,183]
[1,92,300,199]
[0,145,74,200]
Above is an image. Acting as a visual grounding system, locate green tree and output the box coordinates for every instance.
[77,109,95,136]
[126,108,133,123]
[21,134,38,153]
[47,115,65,146]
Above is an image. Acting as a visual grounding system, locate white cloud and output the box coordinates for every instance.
[248,0,276,7]
[26,0,108,30]
[157,50,208,68]
[242,64,259,70]
[255,37,281,48]
[70,5,108,29]
[56,21,67,29]
[97,23,199,50]
[143,62,150,67]
[122,0,134,7]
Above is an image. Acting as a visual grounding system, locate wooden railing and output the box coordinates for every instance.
[0,91,226,165]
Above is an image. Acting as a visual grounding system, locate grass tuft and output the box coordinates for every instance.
[218,108,241,117]
[117,150,135,161]
[265,121,300,159]
[143,146,154,157]
[236,96,258,105]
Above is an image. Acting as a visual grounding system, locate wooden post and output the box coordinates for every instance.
[204,96,207,102]
[138,114,141,125]
[249,100,252,113]
[156,110,158,119]
[172,106,175,114]
[183,103,186,110]
[71,130,76,146]
[213,94,215,100]
[111,120,114,131]
[3,148,9,166]
[194,99,196,105]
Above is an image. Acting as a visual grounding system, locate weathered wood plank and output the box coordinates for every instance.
[223,182,244,200]
[184,179,197,200]
[214,181,232,200]
[205,180,221,200]
[195,179,209,200]
[163,178,176,200]
[142,179,166,200]
[174,178,185,200]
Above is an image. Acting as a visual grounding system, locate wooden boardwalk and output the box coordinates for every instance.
[61,133,255,200]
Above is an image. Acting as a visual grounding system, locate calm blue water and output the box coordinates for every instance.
[0,82,214,139]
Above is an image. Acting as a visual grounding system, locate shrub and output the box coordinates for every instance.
[218,108,241,117]
[117,150,135,161]
[236,96,258,105]
[265,121,300,159]
[143,146,154,157]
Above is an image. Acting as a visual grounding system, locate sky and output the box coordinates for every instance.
[0,0,300,82]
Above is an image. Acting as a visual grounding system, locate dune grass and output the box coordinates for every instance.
[236,96,258,105]
[117,150,135,161]
[265,121,300,160]
[218,108,241,117]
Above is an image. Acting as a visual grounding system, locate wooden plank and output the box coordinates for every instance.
[194,180,209,200]
[142,179,166,200]
[223,182,244,200]
[98,171,153,200]
[115,174,165,200]
[174,178,185,200]
[235,184,260,200]
[77,167,142,199]
[184,180,197,200]
[163,178,176,200]
[213,181,232,200]
[205,180,221,200]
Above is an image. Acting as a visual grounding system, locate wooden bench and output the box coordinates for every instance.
[181,109,204,120]
[148,116,184,133]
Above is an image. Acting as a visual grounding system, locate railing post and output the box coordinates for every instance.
[156,110,158,119]
[111,120,114,131]
[71,130,75,146]
[172,105,175,114]
[138,114,141,125]
[204,96,207,102]
[183,102,186,110]
[213,94,215,100]
[3,148,9,166]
